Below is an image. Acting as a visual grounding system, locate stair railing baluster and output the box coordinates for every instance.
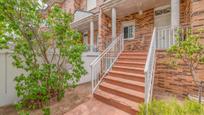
[90,34,124,94]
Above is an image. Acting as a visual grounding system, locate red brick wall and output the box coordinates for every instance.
[62,0,75,14]
[98,10,112,51]
[180,0,191,26]
[87,30,98,45]
[191,0,204,42]
[154,50,204,98]
[116,9,154,51]
[154,0,204,98]
[191,0,204,27]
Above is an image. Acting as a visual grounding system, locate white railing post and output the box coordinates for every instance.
[91,66,94,94]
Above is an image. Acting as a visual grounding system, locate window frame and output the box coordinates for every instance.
[122,21,135,40]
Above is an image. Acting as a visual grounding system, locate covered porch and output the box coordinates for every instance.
[99,0,182,51]
[71,10,99,52]
[72,0,187,52]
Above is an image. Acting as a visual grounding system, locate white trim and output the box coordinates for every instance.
[101,0,122,11]
[90,20,94,52]
[73,10,93,22]
[112,7,117,41]
[121,20,135,40]
[154,5,170,11]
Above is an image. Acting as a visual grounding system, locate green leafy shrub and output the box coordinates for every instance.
[0,0,86,113]
[168,28,204,103]
[139,99,204,115]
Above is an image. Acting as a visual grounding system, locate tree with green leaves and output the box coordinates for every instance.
[168,28,204,103]
[0,0,86,113]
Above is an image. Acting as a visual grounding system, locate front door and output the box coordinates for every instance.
[154,5,171,27]
[154,5,171,49]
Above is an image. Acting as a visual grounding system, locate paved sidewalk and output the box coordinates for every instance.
[64,98,129,115]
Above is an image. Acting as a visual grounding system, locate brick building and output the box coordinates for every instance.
[50,0,204,114]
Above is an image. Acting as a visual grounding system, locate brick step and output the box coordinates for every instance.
[119,55,147,59]
[115,61,145,68]
[120,52,147,56]
[109,70,145,82]
[112,66,144,74]
[122,51,148,53]
[104,76,144,92]
[119,54,147,58]
[118,56,146,61]
[99,82,144,102]
[94,89,140,114]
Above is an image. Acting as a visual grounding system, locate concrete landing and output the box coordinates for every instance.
[64,98,129,115]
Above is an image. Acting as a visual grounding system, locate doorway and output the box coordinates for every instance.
[154,5,171,27]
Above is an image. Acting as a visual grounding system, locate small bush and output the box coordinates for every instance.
[139,99,204,115]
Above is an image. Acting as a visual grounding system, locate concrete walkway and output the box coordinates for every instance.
[64,98,129,115]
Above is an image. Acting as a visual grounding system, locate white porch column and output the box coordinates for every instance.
[112,7,116,41]
[90,20,94,52]
[171,0,180,28]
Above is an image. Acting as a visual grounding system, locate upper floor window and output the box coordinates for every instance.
[87,0,96,11]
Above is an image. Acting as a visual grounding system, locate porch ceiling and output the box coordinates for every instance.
[71,11,98,32]
[71,19,98,33]
[103,0,170,18]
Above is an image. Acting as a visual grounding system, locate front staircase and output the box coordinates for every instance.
[94,51,147,114]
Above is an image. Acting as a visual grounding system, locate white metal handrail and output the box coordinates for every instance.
[90,34,124,94]
[144,26,190,103]
[144,28,157,103]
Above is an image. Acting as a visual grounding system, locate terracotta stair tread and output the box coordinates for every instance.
[95,89,140,112]
[122,51,147,53]
[116,61,145,65]
[121,52,147,55]
[104,76,145,87]
[100,82,145,99]
[119,56,146,58]
[121,52,147,54]
[113,65,144,71]
[94,50,147,114]
[109,70,144,78]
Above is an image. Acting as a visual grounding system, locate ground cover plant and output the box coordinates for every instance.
[139,99,204,115]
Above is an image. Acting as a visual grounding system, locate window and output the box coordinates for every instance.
[122,21,135,40]
[124,26,134,39]
[155,7,170,16]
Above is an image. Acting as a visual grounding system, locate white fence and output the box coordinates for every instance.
[0,50,23,107]
[0,50,98,106]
